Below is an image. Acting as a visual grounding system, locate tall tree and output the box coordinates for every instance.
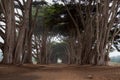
[1,0,15,64]
[61,0,120,65]
[14,0,32,64]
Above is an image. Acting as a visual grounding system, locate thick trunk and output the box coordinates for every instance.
[41,30,49,64]
[13,0,32,64]
[2,0,15,64]
[14,28,26,64]
[41,36,47,64]
[23,3,38,64]
[23,33,32,63]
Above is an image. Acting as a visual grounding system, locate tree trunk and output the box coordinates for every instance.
[2,0,15,64]
[41,32,47,64]
[13,0,32,64]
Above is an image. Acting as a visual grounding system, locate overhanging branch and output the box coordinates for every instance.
[0,29,5,40]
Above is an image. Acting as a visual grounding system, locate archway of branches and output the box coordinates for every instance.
[0,0,120,65]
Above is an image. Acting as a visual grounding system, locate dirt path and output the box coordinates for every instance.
[0,64,120,80]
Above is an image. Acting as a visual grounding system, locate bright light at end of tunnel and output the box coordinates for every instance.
[57,58,62,64]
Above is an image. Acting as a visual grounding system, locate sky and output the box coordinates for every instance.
[109,50,120,57]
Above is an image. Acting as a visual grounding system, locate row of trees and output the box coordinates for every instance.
[0,0,33,64]
[62,0,120,65]
[0,0,120,65]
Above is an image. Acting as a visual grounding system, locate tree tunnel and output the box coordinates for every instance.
[49,42,68,64]
[50,51,68,64]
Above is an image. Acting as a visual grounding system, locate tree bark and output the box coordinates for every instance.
[14,0,32,64]
[2,0,15,64]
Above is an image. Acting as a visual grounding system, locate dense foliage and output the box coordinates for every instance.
[0,0,120,65]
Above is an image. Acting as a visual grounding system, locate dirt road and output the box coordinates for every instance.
[0,64,120,80]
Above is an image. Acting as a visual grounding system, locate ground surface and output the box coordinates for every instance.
[0,64,120,80]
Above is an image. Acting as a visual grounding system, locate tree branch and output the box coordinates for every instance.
[0,29,5,40]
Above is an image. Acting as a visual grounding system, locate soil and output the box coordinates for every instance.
[0,64,120,80]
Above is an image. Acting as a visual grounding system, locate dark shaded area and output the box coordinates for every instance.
[49,43,68,64]
[0,65,40,80]
[50,52,68,64]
